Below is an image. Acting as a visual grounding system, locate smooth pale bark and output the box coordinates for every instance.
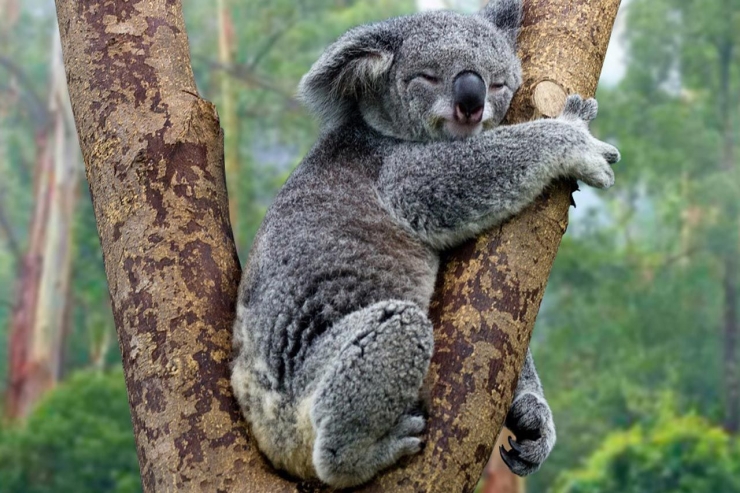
[55,0,619,491]
[5,131,51,419]
[5,30,78,419]
[33,30,80,385]
[218,0,240,241]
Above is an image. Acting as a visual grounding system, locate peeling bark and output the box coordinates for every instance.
[55,0,619,491]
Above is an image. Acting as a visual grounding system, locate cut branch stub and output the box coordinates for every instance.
[532,80,568,118]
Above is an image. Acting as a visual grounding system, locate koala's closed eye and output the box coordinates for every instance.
[416,73,440,84]
[403,72,441,86]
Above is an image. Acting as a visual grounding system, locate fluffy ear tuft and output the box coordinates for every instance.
[479,0,523,47]
[298,22,402,129]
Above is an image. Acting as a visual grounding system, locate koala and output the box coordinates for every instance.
[230,0,619,488]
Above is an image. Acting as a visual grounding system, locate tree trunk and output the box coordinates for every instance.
[5,129,51,419]
[482,429,524,493]
[34,29,80,385]
[718,40,738,434]
[4,27,79,419]
[218,0,240,243]
[54,0,619,491]
[54,2,250,491]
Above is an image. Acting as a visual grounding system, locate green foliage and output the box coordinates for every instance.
[527,0,740,489]
[553,413,740,493]
[0,370,141,493]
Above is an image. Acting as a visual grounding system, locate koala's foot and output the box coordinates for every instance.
[558,94,620,189]
[310,300,433,489]
[500,392,556,476]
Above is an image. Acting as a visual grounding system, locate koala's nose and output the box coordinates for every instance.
[453,71,486,124]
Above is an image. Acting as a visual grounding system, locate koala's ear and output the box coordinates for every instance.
[298,22,402,128]
[479,0,523,47]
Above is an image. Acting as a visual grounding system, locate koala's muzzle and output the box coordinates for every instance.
[453,71,486,124]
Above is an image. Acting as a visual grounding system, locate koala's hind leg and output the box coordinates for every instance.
[310,300,434,488]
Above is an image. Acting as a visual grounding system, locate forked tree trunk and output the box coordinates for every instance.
[54,0,619,491]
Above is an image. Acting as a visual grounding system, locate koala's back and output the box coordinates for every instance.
[231,123,438,476]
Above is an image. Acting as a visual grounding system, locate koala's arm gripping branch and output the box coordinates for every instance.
[378,121,579,249]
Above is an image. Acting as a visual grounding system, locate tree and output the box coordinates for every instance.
[522,1,740,487]
[52,0,619,491]
[593,0,739,433]
[0,370,141,493]
[553,413,740,493]
[5,25,80,420]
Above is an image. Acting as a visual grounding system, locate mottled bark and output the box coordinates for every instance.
[54,0,250,491]
[55,0,618,491]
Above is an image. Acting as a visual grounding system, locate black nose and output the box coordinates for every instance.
[453,71,486,123]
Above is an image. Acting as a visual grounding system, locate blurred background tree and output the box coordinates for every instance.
[0,0,738,491]
[0,370,139,493]
[552,407,740,493]
[527,0,740,490]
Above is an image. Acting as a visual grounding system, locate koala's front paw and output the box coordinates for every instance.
[557,95,620,190]
[499,392,556,476]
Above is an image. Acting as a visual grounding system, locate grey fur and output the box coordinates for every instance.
[231,0,618,487]
[500,349,556,476]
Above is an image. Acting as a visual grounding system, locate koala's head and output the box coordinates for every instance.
[298,0,523,142]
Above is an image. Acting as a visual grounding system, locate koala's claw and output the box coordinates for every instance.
[508,436,523,453]
[500,442,538,477]
[502,392,556,476]
[499,435,550,477]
